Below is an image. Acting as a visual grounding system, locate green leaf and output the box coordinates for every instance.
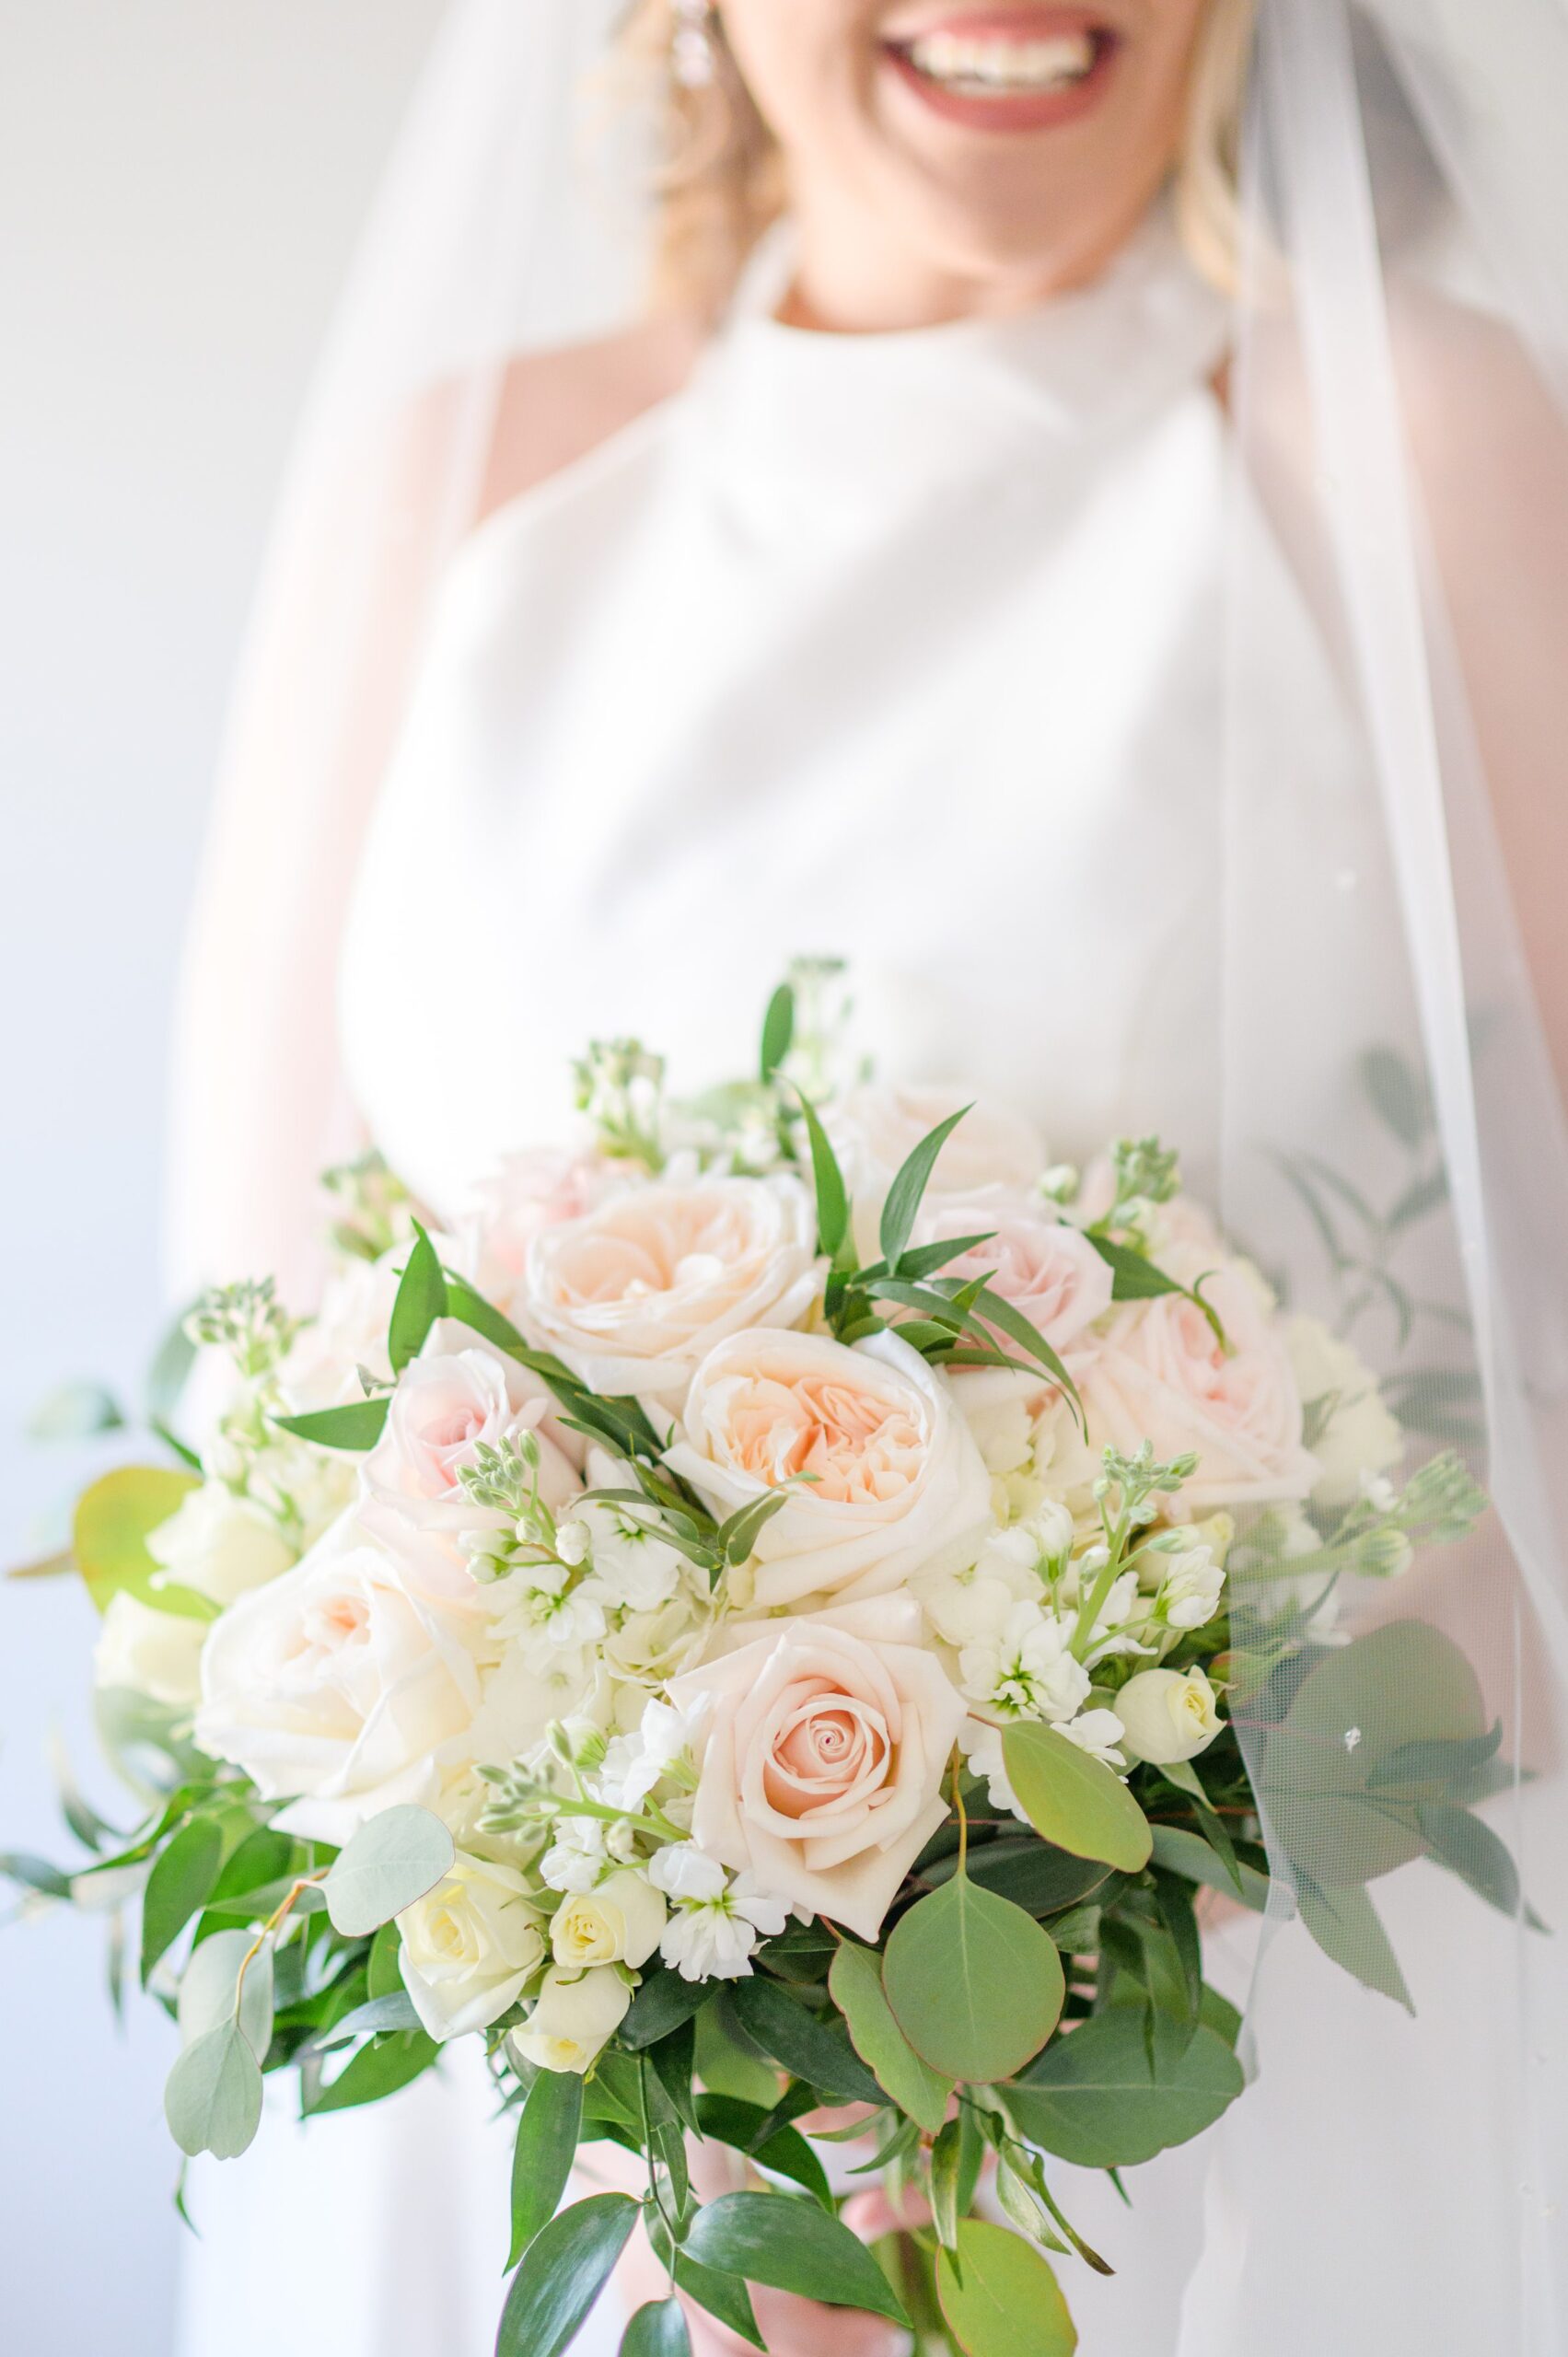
[646,2215,765,2349]
[1006,2011,1243,2166]
[323,1805,455,1937]
[922,1838,1112,1916]
[619,1965,712,2050]
[760,982,796,1081]
[935,2220,1078,2356]
[509,2067,584,2268]
[685,2192,910,2327]
[880,1106,972,1271]
[208,1828,305,1909]
[367,1920,404,1998]
[968,1286,1083,1419]
[307,2028,439,2112]
[883,1875,1064,2084]
[388,1220,448,1374]
[1365,1721,1503,1795]
[441,1275,529,1356]
[649,2015,701,2135]
[0,1850,74,1898]
[142,1817,226,1983]
[1416,1801,1522,1919]
[1360,1045,1433,1148]
[496,2193,641,2357]
[72,1465,202,1615]
[272,1397,391,1452]
[1295,1876,1413,2010]
[1085,1236,1186,1303]
[792,1087,851,1260]
[696,2001,781,2107]
[622,2301,692,2357]
[727,1973,882,2104]
[301,1991,424,2052]
[164,2022,263,2160]
[829,1939,952,2133]
[28,1380,125,1442]
[694,2094,832,2208]
[177,1927,274,2061]
[1147,1827,1269,1912]
[1002,1724,1153,1874]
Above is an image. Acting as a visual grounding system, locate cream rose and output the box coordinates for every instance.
[93,1594,206,1707]
[667,1329,992,1608]
[459,1148,620,1314]
[1077,1262,1318,1514]
[520,1176,821,1409]
[915,1194,1114,1354]
[274,1255,400,1414]
[146,1480,295,1608]
[397,1853,546,2040]
[510,1965,632,2075]
[1115,1666,1223,1765]
[1286,1318,1404,1511]
[193,1513,482,1845]
[832,1084,1045,1258]
[551,1869,667,1970]
[667,1596,965,1942]
[365,1341,581,1551]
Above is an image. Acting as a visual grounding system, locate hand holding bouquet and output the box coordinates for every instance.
[10,969,1512,2355]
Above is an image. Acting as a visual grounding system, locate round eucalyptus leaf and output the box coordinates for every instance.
[73,1465,203,1617]
[164,2021,264,2160]
[178,1928,274,2061]
[323,1805,455,1937]
[1001,1723,1153,1873]
[883,1875,1063,2085]
[828,1938,952,2133]
[936,2221,1078,2355]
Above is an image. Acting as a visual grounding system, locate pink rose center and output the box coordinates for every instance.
[720,1372,925,1506]
[762,1687,890,1819]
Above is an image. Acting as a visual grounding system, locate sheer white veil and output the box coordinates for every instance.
[168,0,1568,2343]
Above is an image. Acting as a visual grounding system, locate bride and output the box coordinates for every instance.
[169,1,1568,2351]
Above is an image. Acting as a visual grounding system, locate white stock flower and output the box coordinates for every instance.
[667,1328,992,1610]
[193,1513,482,1845]
[649,1845,790,1983]
[93,1594,206,1707]
[510,1965,631,2075]
[519,1175,821,1410]
[958,1601,1090,1724]
[573,1500,686,1613]
[1153,1537,1225,1632]
[1056,1708,1128,1769]
[598,1695,707,1813]
[397,1854,545,2041]
[1287,1318,1404,1512]
[145,1481,294,1608]
[1116,1666,1223,1765]
[551,1869,667,1970]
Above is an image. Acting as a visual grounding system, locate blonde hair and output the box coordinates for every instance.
[617,0,1257,319]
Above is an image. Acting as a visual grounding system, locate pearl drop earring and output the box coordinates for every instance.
[671,0,717,89]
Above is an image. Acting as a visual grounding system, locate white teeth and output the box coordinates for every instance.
[904,29,1098,93]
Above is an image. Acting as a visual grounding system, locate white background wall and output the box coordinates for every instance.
[0,6,443,2345]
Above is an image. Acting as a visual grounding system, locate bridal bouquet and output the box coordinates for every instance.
[11,969,1511,2354]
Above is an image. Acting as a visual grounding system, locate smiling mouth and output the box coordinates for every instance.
[881,14,1121,127]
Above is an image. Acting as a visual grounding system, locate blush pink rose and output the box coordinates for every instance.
[462,1149,619,1307]
[1077,1260,1317,1512]
[914,1192,1114,1356]
[668,1596,964,1943]
[666,1329,992,1608]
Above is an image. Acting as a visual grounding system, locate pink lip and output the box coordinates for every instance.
[880,7,1121,134]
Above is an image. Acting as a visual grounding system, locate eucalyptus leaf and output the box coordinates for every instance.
[1417,1801,1525,1919]
[28,1379,125,1442]
[829,1939,952,2133]
[496,2192,641,2357]
[935,2221,1078,2357]
[72,1465,202,1616]
[1148,1827,1269,1912]
[323,1805,455,1937]
[1002,1724,1153,1874]
[883,1875,1063,2084]
[685,2192,910,2327]
[509,2066,584,2268]
[164,2021,264,2160]
[1295,1876,1414,2009]
[178,1927,274,2061]
[1006,2011,1242,2167]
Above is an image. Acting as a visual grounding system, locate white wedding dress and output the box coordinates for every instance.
[177,214,1536,2357]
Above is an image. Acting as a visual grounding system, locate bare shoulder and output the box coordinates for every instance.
[476,315,706,525]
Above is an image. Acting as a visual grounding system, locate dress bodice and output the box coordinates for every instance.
[339,217,1353,1216]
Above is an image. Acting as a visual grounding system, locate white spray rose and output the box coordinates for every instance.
[93,1594,206,1707]
[510,1965,632,2075]
[145,1481,294,1608]
[550,1869,667,1970]
[397,1854,545,2041]
[1286,1318,1404,1511]
[1116,1666,1223,1765]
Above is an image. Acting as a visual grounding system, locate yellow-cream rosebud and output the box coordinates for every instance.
[550,1869,666,1970]
[1116,1666,1223,1766]
[509,1966,631,2075]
